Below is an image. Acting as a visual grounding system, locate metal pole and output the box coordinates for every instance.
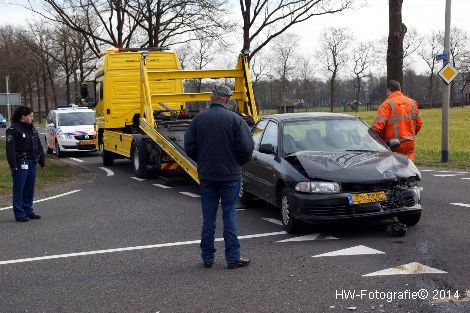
[441,0,451,162]
[6,74,12,127]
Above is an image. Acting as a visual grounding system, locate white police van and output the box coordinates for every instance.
[45,105,96,157]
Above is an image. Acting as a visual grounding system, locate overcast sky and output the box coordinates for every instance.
[1,0,469,75]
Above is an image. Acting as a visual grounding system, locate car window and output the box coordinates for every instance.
[252,119,268,150]
[260,121,278,151]
[282,118,388,154]
[57,112,95,126]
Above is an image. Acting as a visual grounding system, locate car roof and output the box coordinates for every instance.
[260,112,358,121]
[53,108,94,113]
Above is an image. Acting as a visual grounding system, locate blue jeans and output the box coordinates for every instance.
[199,179,241,264]
[12,159,37,220]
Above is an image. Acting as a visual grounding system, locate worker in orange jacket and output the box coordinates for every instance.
[372,80,423,160]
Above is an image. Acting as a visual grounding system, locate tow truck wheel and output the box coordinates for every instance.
[45,136,53,154]
[101,143,115,166]
[55,141,63,158]
[398,212,421,226]
[281,188,304,234]
[132,138,151,178]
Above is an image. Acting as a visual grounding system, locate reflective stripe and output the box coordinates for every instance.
[389,114,412,122]
[375,116,387,122]
[387,99,400,140]
[399,135,416,142]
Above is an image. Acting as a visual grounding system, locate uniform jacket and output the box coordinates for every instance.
[6,122,45,170]
[184,103,254,181]
[373,91,423,142]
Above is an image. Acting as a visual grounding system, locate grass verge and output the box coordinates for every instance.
[0,140,81,198]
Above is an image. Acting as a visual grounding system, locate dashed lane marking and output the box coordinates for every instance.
[461,178,470,180]
[130,177,146,182]
[69,157,84,163]
[277,233,338,243]
[153,184,172,189]
[179,192,200,198]
[450,203,470,208]
[98,167,114,176]
[0,231,286,266]
[236,209,246,211]
[0,190,81,211]
[363,262,447,276]
[313,245,384,257]
[432,174,464,177]
[0,135,5,138]
[262,218,283,226]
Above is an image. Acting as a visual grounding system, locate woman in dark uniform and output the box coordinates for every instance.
[5,106,45,222]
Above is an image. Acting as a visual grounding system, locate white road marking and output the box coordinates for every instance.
[461,178,470,180]
[421,170,435,172]
[450,203,470,208]
[0,190,81,211]
[153,184,172,189]
[277,233,338,243]
[69,157,84,163]
[262,218,283,226]
[0,231,286,266]
[98,167,114,176]
[236,209,246,211]
[363,262,447,277]
[39,132,45,135]
[433,174,463,177]
[313,245,384,257]
[179,192,200,198]
[130,177,146,182]
[0,135,5,138]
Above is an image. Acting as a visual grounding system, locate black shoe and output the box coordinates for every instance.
[27,214,41,219]
[203,261,214,268]
[227,257,250,269]
[16,217,29,222]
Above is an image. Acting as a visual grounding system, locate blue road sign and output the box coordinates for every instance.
[435,53,449,61]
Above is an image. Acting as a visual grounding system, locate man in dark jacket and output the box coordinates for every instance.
[6,106,45,222]
[184,84,254,269]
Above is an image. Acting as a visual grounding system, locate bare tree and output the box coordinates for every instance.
[387,0,407,86]
[319,27,352,112]
[418,30,441,108]
[403,28,422,69]
[352,41,375,107]
[297,55,314,109]
[271,33,299,111]
[239,0,354,61]
[250,50,271,88]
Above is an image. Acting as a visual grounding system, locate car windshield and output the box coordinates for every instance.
[0,114,4,119]
[57,112,95,126]
[282,118,388,155]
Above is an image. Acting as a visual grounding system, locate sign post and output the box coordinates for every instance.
[441,0,452,163]
[6,74,11,127]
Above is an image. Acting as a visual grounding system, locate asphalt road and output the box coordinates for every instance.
[0,127,469,313]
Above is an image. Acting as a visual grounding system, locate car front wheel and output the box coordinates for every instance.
[281,188,304,234]
[55,141,63,158]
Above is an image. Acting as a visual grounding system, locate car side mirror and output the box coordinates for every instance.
[387,139,400,149]
[259,143,276,154]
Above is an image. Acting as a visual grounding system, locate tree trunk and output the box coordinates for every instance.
[242,0,251,60]
[330,75,336,113]
[387,0,407,86]
[35,73,42,123]
[356,75,361,103]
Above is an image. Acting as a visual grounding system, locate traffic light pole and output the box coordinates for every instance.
[441,0,451,162]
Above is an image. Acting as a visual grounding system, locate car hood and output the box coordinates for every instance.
[285,151,421,183]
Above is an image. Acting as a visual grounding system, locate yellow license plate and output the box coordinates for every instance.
[351,191,387,204]
[80,140,95,145]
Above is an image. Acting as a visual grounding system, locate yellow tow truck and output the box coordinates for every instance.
[83,47,258,183]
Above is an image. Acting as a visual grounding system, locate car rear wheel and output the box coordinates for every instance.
[131,138,153,178]
[281,188,304,234]
[398,212,421,226]
[238,179,254,205]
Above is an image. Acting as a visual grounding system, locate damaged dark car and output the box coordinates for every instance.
[240,113,423,233]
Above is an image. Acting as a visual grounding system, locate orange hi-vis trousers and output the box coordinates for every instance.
[392,140,416,161]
